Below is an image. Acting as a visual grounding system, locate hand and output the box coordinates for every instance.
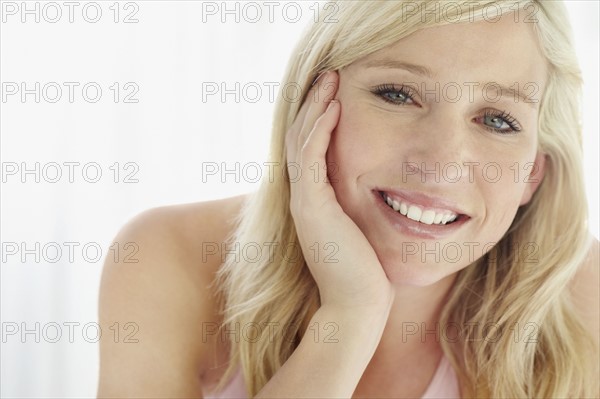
[286,71,395,311]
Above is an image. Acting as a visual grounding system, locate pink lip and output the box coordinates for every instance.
[371,190,470,239]
[375,187,469,217]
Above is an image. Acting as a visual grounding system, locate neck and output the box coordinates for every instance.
[374,272,458,364]
[351,273,460,398]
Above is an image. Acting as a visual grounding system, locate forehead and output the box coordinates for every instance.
[352,15,548,91]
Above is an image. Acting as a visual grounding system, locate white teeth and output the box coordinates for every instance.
[420,210,436,225]
[382,193,459,226]
[400,202,408,216]
[407,206,422,221]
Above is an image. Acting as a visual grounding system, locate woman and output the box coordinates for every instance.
[97,0,599,397]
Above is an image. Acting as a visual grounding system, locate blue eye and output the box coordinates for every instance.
[479,110,522,134]
[484,115,507,129]
[371,83,416,105]
[370,84,523,135]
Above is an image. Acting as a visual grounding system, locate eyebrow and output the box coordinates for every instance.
[363,59,540,107]
[364,59,435,79]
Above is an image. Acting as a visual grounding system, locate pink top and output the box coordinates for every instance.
[203,355,460,398]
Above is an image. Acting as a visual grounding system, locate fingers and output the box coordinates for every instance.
[299,72,339,144]
[297,98,340,210]
[286,70,340,217]
[286,71,339,159]
[302,99,340,169]
[285,77,319,157]
[296,71,339,170]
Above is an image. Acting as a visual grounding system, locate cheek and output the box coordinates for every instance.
[326,103,377,190]
[325,104,387,228]
[473,155,538,246]
[480,181,522,237]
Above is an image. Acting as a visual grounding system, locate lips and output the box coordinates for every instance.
[381,191,458,225]
[372,189,471,239]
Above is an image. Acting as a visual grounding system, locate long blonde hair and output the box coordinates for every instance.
[213,1,598,397]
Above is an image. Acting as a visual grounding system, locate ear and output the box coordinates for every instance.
[520,151,547,206]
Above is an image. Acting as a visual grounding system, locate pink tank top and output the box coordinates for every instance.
[203,355,460,398]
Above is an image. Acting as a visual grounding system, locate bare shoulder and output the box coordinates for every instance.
[568,235,600,348]
[97,194,249,398]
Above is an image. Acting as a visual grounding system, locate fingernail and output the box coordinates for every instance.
[327,99,339,110]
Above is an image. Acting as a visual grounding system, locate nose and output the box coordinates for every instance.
[401,105,475,184]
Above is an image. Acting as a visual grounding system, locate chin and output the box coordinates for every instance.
[378,254,456,287]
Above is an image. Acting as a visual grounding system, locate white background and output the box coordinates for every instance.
[1,1,598,397]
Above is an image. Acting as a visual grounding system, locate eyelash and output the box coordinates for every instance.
[481,110,522,134]
[370,83,522,134]
[372,83,416,106]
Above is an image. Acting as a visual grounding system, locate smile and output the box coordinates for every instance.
[381,192,457,225]
[373,189,470,239]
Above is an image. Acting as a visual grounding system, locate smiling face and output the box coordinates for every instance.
[326,15,549,286]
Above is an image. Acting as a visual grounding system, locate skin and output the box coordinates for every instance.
[97,12,600,399]
[328,15,547,286]
[318,15,548,396]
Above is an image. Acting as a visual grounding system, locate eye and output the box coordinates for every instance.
[476,109,522,134]
[371,83,418,106]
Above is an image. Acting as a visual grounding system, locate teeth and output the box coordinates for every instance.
[400,202,408,216]
[420,210,436,225]
[382,193,459,226]
[407,206,422,222]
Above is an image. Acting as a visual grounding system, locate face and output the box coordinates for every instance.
[326,15,548,286]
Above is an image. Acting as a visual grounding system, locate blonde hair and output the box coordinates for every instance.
[213,1,598,397]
